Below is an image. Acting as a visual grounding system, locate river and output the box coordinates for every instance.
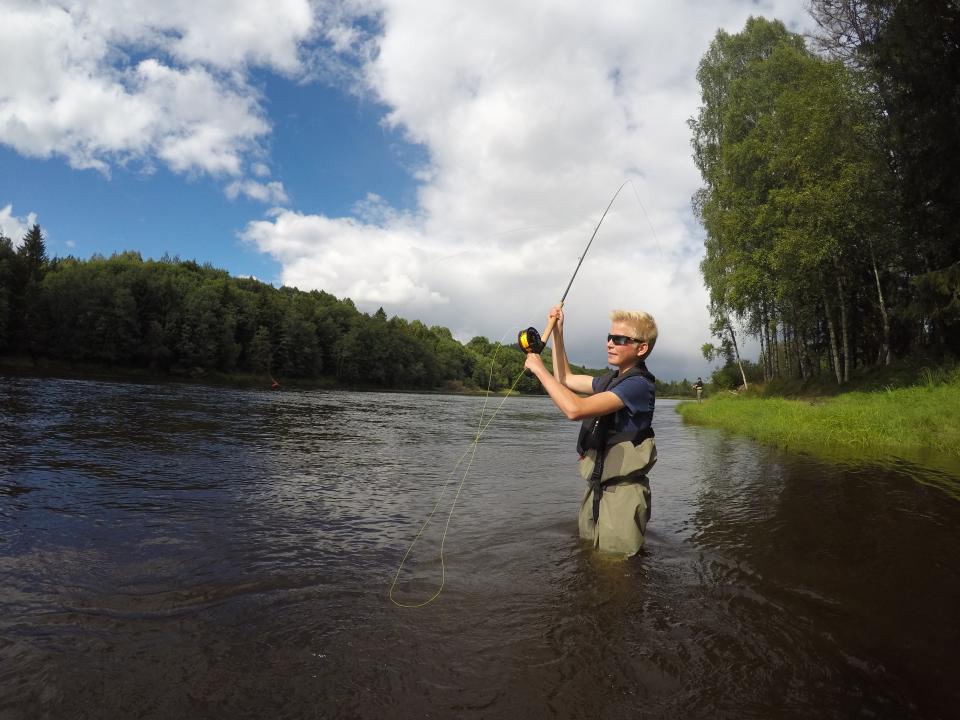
[1,376,958,719]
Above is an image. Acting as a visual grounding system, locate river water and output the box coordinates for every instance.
[1,376,959,719]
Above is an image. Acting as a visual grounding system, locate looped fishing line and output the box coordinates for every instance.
[388,345,527,609]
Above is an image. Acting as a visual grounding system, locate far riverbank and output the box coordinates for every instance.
[0,355,540,397]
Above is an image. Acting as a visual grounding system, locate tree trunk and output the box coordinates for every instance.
[836,273,850,383]
[822,289,843,385]
[764,311,773,380]
[784,321,793,378]
[758,312,768,381]
[726,319,749,390]
[798,326,809,380]
[869,242,892,365]
[770,319,780,378]
[782,321,790,377]
[793,323,800,378]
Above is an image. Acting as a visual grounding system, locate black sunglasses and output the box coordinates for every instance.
[607,334,643,346]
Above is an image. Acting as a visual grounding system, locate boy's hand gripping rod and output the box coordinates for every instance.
[518,181,630,353]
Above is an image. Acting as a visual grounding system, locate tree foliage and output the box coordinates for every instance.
[0,243,556,392]
[691,10,958,384]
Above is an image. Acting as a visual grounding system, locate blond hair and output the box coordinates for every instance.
[610,310,658,358]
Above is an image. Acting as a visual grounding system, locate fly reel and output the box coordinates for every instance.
[518,326,545,354]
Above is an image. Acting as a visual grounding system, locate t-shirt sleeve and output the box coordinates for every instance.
[608,376,654,414]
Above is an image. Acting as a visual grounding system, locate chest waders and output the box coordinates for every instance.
[577,364,657,554]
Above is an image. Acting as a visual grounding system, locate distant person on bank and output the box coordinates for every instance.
[524,306,658,556]
[695,377,704,403]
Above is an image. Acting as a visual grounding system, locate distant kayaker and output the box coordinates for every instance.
[524,305,658,556]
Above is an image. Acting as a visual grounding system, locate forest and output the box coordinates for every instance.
[0,233,698,398]
[691,0,960,387]
[0,235,541,392]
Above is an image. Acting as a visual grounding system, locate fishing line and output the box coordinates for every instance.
[388,344,527,609]
[626,179,665,261]
[389,180,664,608]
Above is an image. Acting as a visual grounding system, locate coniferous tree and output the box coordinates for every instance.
[17,224,48,283]
[13,224,50,359]
[0,235,16,350]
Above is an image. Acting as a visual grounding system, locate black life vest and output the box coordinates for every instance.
[576,362,656,457]
[577,363,656,526]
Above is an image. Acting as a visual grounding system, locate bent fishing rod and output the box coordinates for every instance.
[517,180,631,354]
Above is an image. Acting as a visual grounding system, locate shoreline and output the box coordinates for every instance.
[0,357,533,397]
[0,356,697,400]
[677,385,960,456]
[676,377,960,489]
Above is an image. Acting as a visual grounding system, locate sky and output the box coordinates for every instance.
[0,0,816,381]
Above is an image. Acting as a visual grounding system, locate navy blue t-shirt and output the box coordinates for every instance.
[592,371,655,434]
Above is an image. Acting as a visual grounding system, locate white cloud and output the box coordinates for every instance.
[324,22,362,54]
[0,0,815,379]
[0,204,37,248]
[0,0,312,176]
[225,179,290,205]
[57,0,314,72]
[243,0,815,379]
[243,209,446,307]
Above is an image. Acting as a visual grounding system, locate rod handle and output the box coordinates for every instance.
[540,301,564,345]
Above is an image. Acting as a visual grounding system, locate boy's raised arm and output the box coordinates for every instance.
[548,306,595,396]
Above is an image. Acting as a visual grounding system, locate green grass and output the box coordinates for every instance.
[678,365,960,458]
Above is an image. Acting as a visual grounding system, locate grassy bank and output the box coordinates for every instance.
[678,365,960,458]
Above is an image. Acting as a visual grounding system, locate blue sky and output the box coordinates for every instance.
[0,0,814,380]
[1,72,420,282]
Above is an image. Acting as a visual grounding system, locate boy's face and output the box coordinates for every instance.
[607,322,649,367]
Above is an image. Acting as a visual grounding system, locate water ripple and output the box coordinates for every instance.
[1,379,958,718]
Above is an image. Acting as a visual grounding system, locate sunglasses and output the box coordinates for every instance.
[607,334,643,346]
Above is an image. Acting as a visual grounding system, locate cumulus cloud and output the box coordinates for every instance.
[0,204,38,248]
[0,0,312,178]
[243,0,814,378]
[1,0,814,378]
[243,208,447,307]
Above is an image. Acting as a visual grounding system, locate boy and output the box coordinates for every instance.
[523,305,658,555]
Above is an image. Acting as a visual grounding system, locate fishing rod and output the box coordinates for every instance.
[517,180,631,354]
[390,180,649,608]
